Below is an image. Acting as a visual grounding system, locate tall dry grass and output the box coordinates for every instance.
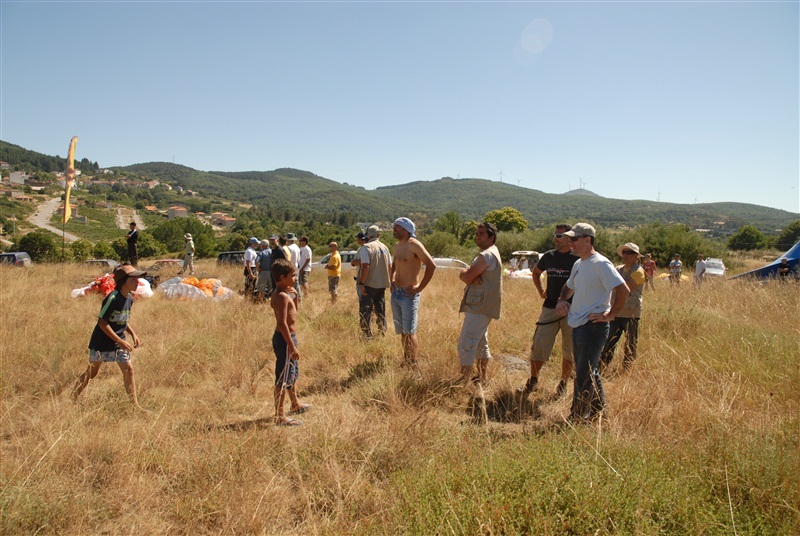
[1,261,798,535]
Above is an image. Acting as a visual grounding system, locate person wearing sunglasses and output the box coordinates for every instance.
[518,224,578,398]
[600,242,646,373]
[555,223,630,423]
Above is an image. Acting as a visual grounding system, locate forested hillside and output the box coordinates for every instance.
[2,140,796,231]
[374,177,797,230]
[0,140,99,174]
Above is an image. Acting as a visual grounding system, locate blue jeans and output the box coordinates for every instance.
[390,287,420,334]
[571,322,610,421]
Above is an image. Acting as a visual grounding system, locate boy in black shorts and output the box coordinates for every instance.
[72,264,147,409]
[270,259,311,426]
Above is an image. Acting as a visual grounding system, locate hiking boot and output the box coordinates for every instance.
[516,376,538,395]
[555,379,568,399]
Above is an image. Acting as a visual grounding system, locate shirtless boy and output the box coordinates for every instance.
[390,217,436,367]
[270,259,311,426]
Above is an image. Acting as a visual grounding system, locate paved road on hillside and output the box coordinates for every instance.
[116,208,146,230]
[27,197,80,243]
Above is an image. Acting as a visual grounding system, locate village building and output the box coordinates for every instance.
[168,206,188,219]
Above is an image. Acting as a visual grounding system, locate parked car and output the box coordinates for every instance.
[217,251,245,265]
[431,257,468,269]
[311,250,359,270]
[83,259,119,272]
[704,258,727,277]
[146,259,184,271]
[0,252,32,267]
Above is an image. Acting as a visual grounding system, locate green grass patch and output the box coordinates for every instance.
[377,430,798,535]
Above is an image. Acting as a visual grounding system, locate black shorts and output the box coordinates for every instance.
[273,331,299,388]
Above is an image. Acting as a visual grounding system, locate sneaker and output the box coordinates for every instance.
[555,379,568,399]
[516,376,538,394]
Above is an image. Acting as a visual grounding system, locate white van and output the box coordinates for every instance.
[312,250,359,270]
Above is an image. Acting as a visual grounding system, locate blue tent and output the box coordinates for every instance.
[731,240,800,279]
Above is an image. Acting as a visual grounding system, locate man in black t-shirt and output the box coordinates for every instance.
[518,224,579,398]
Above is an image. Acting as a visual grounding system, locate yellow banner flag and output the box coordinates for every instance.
[63,136,78,224]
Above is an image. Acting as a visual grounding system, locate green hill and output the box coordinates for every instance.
[3,140,796,231]
[373,177,797,230]
[0,140,99,173]
[114,163,415,221]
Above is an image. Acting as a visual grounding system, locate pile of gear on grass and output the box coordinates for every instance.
[72,270,237,301]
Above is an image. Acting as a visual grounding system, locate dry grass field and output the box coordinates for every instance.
[1,260,798,535]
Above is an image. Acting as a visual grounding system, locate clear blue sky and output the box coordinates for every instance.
[2,1,798,214]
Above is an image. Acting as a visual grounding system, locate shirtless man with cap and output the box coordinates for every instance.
[391,217,436,368]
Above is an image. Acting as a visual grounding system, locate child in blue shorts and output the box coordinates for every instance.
[270,259,311,426]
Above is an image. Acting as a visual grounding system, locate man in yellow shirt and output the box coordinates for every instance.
[325,242,342,303]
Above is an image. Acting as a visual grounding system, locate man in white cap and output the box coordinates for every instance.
[286,233,302,300]
[178,233,195,275]
[391,217,436,368]
[556,223,629,423]
[244,237,259,300]
[600,242,645,373]
[357,225,392,339]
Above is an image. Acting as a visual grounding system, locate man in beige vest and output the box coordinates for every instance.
[457,222,502,384]
[600,242,645,372]
[357,225,392,339]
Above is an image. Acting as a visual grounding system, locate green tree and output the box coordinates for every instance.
[432,211,462,239]
[461,220,479,245]
[92,241,118,260]
[483,207,528,233]
[421,231,460,257]
[69,239,93,261]
[775,220,800,250]
[18,229,57,261]
[619,222,725,267]
[148,217,215,257]
[728,225,765,251]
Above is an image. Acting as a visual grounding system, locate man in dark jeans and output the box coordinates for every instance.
[556,223,629,423]
[126,222,139,267]
[356,226,392,339]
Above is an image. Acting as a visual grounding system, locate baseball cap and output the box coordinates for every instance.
[116,264,147,278]
[564,222,596,238]
[355,231,367,240]
[248,237,259,244]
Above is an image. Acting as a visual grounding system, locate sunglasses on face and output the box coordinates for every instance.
[569,235,586,242]
[622,250,637,255]
[554,233,565,239]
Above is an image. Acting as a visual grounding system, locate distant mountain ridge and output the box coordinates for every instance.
[2,140,796,230]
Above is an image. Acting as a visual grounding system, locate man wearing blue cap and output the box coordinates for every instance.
[391,217,436,368]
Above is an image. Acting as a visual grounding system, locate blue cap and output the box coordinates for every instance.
[248,237,259,244]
